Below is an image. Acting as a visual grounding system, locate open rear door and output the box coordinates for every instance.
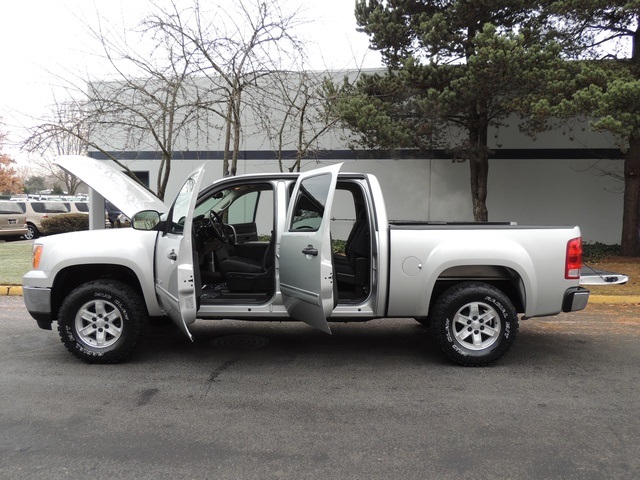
[154,166,206,340]
[279,164,342,334]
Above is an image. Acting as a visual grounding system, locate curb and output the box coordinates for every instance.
[588,294,640,304]
[2,286,23,296]
[1,286,639,305]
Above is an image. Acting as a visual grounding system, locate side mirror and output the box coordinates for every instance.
[132,210,161,231]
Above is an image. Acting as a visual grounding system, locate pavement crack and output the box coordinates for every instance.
[136,388,159,407]
[209,359,237,382]
[203,358,238,397]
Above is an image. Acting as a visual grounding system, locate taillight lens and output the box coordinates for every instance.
[565,237,582,279]
[32,244,43,269]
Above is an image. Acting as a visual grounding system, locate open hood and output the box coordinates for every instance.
[55,155,168,218]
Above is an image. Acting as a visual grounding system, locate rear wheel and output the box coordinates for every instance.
[431,282,519,366]
[24,224,38,240]
[57,280,147,363]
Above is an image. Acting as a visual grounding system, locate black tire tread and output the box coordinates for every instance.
[57,279,147,364]
[431,281,519,367]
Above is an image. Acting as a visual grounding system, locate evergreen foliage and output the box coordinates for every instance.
[331,0,561,221]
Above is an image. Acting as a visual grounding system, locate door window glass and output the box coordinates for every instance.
[289,173,331,232]
[169,175,199,234]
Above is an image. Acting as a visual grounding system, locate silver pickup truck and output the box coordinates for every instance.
[23,156,590,366]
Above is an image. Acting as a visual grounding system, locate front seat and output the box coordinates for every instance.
[218,236,275,292]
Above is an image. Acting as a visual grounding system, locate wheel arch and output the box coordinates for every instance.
[50,264,151,320]
[429,265,526,315]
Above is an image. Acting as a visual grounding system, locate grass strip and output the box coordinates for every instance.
[0,243,33,285]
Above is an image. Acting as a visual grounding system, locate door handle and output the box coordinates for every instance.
[168,249,177,261]
[302,245,318,256]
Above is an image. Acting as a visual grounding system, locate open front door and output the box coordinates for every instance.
[155,166,206,340]
[279,164,342,334]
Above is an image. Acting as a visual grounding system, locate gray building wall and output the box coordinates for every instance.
[88,72,626,245]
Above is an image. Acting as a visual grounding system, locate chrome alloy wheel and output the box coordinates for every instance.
[74,299,124,348]
[451,300,501,351]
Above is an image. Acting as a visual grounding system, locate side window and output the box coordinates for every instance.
[227,188,274,236]
[289,173,331,232]
[44,203,68,213]
[228,191,259,225]
[31,203,45,213]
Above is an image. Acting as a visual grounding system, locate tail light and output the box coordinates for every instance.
[565,237,582,279]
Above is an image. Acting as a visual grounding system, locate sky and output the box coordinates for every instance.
[0,0,382,165]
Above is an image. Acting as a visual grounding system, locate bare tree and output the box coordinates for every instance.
[252,69,342,172]
[23,100,87,194]
[25,0,309,194]
[146,0,305,176]
[24,2,207,200]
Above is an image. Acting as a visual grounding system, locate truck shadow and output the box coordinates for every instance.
[134,317,613,369]
[135,318,448,366]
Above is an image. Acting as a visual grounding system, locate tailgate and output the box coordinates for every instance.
[580,266,629,286]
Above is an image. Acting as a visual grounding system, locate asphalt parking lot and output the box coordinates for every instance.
[1,296,639,479]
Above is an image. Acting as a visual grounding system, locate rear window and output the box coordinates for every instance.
[0,201,23,215]
[74,202,89,212]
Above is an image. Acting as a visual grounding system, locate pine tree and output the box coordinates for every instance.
[332,0,560,221]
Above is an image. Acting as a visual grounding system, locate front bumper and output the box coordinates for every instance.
[562,286,590,312]
[23,286,53,329]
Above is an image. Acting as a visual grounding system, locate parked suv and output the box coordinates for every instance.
[64,201,113,228]
[0,200,27,240]
[64,201,89,214]
[16,201,69,239]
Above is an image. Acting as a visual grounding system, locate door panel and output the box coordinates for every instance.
[279,164,342,333]
[155,166,206,340]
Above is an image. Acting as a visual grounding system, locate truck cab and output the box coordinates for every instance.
[132,163,387,338]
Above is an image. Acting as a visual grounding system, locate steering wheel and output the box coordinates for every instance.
[207,209,229,242]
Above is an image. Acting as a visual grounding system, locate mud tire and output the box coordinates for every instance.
[431,282,519,366]
[57,280,147,364]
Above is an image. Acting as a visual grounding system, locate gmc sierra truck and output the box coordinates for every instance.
[23,155,590,366]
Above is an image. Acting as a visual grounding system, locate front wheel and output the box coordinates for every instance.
[57,280,147,363]
[431,282,519,366]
